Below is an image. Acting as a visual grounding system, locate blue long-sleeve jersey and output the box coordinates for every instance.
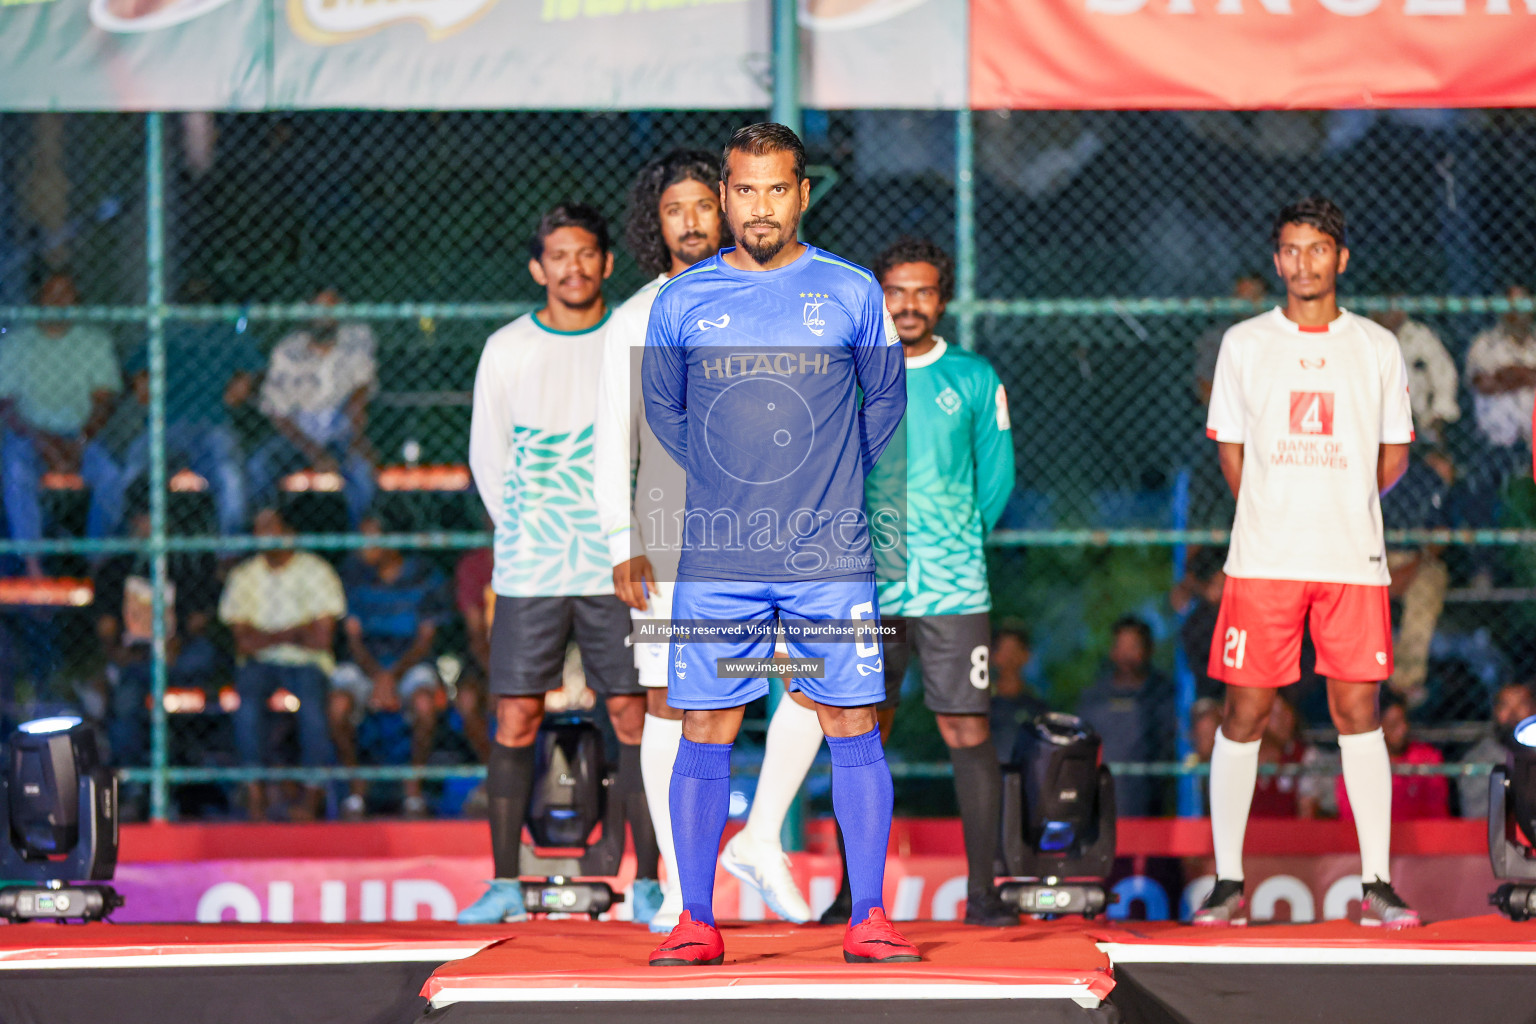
[641,245,906,582]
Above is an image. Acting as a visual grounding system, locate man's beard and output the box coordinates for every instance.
[670,233,715,268]
[896,314,934,344]
[557,276,600,308]
[736,218,795,265]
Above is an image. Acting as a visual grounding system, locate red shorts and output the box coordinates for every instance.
[1208,577,1392,688]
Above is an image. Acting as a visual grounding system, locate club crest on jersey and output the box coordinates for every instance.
[935,387,962,415]
[800,292,827,337]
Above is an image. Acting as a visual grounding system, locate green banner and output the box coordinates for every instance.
[0,0,963,111]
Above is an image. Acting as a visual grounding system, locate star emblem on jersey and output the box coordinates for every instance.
[800,293,827,337]
[935,387,962,415]
[698,314,730,331]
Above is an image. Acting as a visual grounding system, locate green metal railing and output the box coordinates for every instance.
[5,100,1532,823]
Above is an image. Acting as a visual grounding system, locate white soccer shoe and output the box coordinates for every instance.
[719,831,812,924]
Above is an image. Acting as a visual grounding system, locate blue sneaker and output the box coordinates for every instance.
[631,879,664,926]
[457,879,526,924]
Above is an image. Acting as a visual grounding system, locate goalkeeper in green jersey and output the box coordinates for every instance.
[821,238,1019,927]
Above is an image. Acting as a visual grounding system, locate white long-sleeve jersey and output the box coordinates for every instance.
[593,274,685,581]
[468,311,613,597]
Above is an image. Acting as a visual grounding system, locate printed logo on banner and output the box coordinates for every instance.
[1289,391,1334,436]
[287,0,494,44]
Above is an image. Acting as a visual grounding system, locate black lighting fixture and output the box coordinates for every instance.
[1489,714,1536,920]
[518,712,623,918]
[998,712,1117,918]
[0,716,123,922]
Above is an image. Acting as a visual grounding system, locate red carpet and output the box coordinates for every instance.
[423,918,1115,1005]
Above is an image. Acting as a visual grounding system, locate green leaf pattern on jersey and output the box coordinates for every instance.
[493,423,610,596]
[878,454,990,617]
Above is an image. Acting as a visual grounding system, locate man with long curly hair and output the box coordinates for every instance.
[595,149,824,932]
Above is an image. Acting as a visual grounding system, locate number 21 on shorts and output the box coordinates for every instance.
[1223,627,1247,669]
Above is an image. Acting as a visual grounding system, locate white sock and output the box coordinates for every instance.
[744,697,824,849]
[1210,729,1261,882]
[1339,727,1393,883]
[640,713,683,888]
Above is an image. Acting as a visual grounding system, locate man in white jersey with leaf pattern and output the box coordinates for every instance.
[595,151,823,932]
[1196,196,1420,929]
[460,203,655,924]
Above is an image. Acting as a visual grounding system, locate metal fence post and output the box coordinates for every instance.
[955,109,975,353]
[145,111,170,822]
[771,0,801,137]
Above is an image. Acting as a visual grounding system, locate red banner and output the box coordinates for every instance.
[971,0,1536,110]
[109,819,1498,924]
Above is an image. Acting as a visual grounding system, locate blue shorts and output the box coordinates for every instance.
[667,573,887,710]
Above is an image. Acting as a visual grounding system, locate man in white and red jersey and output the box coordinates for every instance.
[1195,196,1420,929]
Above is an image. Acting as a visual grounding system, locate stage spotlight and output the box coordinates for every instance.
[0,716,122,922]
[516,712,623,919]
[999,712,1117,918]
[1489,714,1536,920]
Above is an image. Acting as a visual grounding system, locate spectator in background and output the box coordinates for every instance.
[0,270,124,574]
[117,278,261,536]
[1184,697,1223,815]
[1193,273,1269,406]
[1464,285,1536,529]
[1380,447,1455,708]
[248,288,378,526]
[453,542,494,763]
[1172,547,1226,700]
[330,513,447,820]
[1251,695,1319,819]
[1076,616,1175,816]
[1190,276,1267,527]
[1372,297,1462,447]
[1188,697,1222,764]
[219,505,344,821]
[1338,697,1449,822]
[989,623,1049,762]
[1460,682,1536,819]
[95,495,225,813]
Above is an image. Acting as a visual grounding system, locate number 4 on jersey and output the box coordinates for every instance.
[1289,391,1335,436]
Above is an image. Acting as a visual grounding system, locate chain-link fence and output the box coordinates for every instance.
[2,109,1534,821]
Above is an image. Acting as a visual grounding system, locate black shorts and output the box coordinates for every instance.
[880,612,992,716]
[488,594,642,699]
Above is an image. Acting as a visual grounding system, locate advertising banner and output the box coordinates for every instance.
[111,848,1498,924]
[972,0,1536,110]
[0,0,964,110]
[271,0,768,111]
[0,0,268,110]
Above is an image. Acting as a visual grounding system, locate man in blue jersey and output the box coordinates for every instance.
[820,238,1019,927]
[641,123,916,966]
[597,149,824,932]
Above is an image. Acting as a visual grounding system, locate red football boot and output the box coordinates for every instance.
[648,910,725,966]
[843,908,922,963]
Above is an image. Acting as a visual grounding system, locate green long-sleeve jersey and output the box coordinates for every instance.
[869,338,1016,617]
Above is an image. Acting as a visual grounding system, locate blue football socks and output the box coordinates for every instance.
[669,737,733,927]
[827,727,894,924]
